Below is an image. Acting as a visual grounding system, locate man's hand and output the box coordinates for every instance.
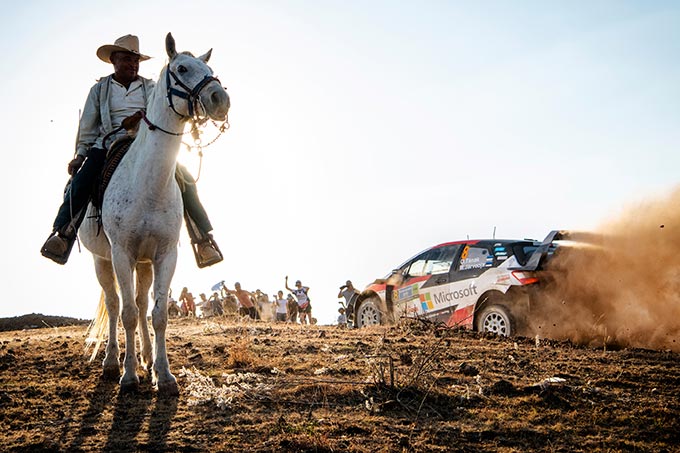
[67,155,85,176]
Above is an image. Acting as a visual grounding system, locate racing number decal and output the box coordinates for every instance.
[461,245,469,261]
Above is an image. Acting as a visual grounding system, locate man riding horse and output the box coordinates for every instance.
[40,34,222,268]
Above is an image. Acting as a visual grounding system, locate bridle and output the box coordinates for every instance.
[139,58,229,150]
[137,59,229,182]
[165,61,221,121]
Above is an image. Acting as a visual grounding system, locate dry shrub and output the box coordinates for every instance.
[532,186,680,351]
[227,335,258,368]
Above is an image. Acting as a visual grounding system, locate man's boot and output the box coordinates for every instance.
[40,226,77,265]
[184,212,223,268]
[194,234,223,268]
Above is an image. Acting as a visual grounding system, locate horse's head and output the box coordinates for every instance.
[164,33,230,122]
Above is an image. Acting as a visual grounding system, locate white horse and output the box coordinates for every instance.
[79,33,230,394]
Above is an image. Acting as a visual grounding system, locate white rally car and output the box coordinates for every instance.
[349,231,564,336]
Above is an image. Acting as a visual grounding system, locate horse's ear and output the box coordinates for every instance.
[166,33,177,60]
[198,49,212,63]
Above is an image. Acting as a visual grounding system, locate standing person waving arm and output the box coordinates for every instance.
[285,276,311,325]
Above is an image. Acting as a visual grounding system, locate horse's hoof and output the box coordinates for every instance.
[120,381,140,393]
[157,380,179,397]
[102,366,121,381]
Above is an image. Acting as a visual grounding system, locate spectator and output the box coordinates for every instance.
[168,297,181,318]
[209,291,224,316]
[197,293,212,317]
[224,282,257,320]
[254,289,271,321]
[338,280,360,325]
[286,294,298,324]
[337,308,347,328]
[222,293,238,315]
[273,290,287,322]
[286,276,311,325]
[179,287,196,317]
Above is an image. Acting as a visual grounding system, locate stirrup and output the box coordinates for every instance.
[191,235,223,268]
[40,232,76,265]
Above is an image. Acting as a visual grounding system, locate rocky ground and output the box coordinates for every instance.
[1,315,679,452]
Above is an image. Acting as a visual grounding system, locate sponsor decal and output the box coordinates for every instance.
[432,286,478,305]
[498,256,507,261]
[460,257,485,270]
[397,284,419,301]
[420,293,434,311]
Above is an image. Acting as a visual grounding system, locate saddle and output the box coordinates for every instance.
[92,135,135,209]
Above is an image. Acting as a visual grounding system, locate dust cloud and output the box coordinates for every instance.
[530,186,680,352]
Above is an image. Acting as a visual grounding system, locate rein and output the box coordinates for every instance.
[141,110,229,150]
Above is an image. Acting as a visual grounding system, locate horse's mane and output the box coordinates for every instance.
[146,69,163,111]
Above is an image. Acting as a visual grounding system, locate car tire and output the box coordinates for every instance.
[355,297,383,328]
[476,305,513,337]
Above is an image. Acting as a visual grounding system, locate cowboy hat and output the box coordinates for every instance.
[96,34,151,63]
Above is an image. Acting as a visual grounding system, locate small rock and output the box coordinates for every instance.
[459,362,479,376]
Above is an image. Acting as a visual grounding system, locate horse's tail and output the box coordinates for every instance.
[84,290,109,362]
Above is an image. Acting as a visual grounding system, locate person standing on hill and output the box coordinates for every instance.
[338,280,360,325]
[273,290,287,322]
[179,287,196,317]
[285,276,311,325]
[286,294,298,323]
[224,282,257,320]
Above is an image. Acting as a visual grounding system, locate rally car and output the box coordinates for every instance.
[348,230,565,336]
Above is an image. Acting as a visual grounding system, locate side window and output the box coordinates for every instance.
[457,245,493,272]
[405,251,431,278]
[428,245,460,275]
[406,246,460,277]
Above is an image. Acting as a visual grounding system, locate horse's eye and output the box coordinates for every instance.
[178,65,187,73]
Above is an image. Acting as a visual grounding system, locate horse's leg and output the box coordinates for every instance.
[151,249,179,395]
[94,256,121,379]
[135,262,153,371]
[111,252,139,391]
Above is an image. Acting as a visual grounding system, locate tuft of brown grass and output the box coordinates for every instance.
[226,335,258,369]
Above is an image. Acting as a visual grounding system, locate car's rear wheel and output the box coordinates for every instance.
[355,297,383,328]
[476,305,513,337]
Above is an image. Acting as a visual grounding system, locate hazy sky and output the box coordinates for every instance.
[1,1,678,324]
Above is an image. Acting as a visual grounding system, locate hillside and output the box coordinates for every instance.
[1,316,678,452]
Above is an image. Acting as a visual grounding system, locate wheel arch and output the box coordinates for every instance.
[472,286,529,334]
[472,289,507,330]
[356,290,383,307]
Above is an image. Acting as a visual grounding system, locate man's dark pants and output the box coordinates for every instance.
[52,148,212,237]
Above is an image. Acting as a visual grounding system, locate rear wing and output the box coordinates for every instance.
[509,230,569,271]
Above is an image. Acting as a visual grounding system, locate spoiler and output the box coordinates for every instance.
[509,230,569,271]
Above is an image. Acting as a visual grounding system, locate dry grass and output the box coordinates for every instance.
[1,316,679,452]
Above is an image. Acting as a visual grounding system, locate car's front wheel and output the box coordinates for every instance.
[476,305,513,337]
[355,297,383,328]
